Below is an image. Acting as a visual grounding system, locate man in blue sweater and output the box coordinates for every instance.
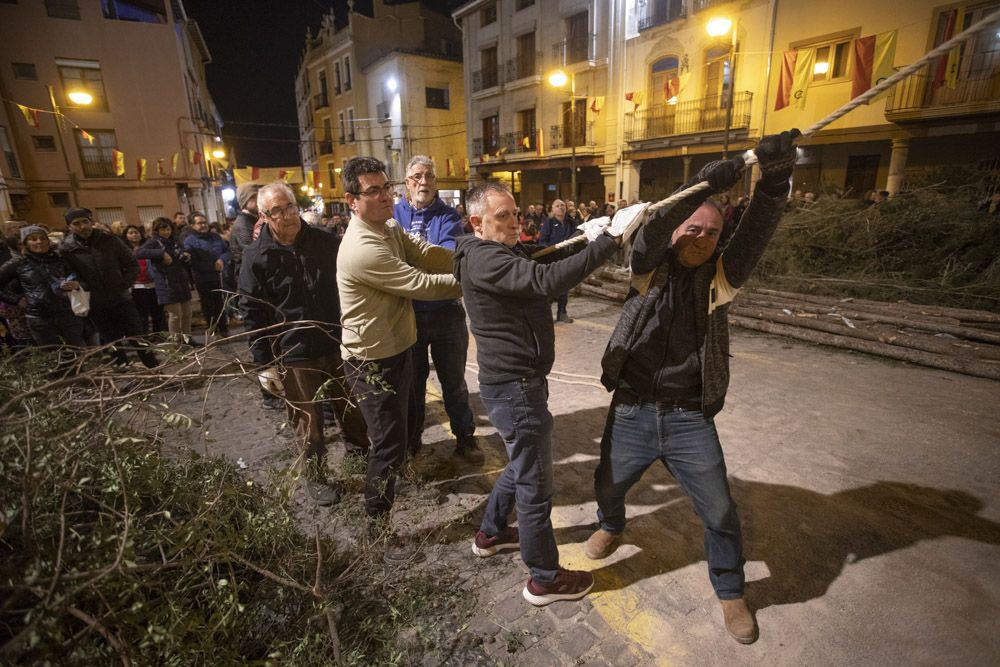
[393,155,478,458]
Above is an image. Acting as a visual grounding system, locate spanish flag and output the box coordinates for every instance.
[112,149,125,176]
[446,158,454,177]
[17,104,40,128]
[80,130,95,145]
[171,152,179,174]
[136,158,146,182]
[589,96,605,113]
[851,31,897,100]
[933,9,961,88]
[624,90,644,112]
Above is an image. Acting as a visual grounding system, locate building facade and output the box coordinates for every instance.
[454,0,1000,206]
[296,1,466,212]
[0,0,225,229]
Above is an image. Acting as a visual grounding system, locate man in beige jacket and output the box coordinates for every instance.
[337,156,462,561]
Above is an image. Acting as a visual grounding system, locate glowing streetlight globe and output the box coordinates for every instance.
[706,17,732,37]
[211,148,226,159]
[548,70,569,88]
[67,90,93,106]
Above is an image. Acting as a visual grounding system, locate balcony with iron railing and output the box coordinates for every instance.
[552,33,596,65]
[623,91,753,143]
[472,67,501,92]
[638,0,685,31]
[505,52,541,83]
[885,49,1000,121]
[501,131,537,154]
[313,93,328,111]
[692,0,728,12]
[549,120,596,150]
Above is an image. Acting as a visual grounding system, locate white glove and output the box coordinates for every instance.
[607,203,651,240]
[257,367,284,395]
[577,216,611,242]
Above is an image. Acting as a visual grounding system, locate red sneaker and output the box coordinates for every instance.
[522,568,594,606]
[472,527,519,557]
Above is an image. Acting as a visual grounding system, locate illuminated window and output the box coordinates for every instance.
[57,59,109,111]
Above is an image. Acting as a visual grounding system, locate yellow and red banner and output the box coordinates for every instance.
[790,48,815,110]
[774,51,797,111]
[136,158,146,182]
[17,104,40,128]
[171,152,179,174]
[80,130,95,145]
[852,31,897,100]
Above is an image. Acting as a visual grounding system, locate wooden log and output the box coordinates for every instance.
[753,288,1000,324]
[730,306,1000,361]
[742,293,962,327]
[579,282,626,302]
[729,315,1000,381]
[739,295,1000,345]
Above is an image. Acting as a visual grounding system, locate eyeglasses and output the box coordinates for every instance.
[351,182,401,198]
[406,172,436,184]
[260,203,299,221]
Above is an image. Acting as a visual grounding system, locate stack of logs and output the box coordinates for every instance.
[578,268,1000,381]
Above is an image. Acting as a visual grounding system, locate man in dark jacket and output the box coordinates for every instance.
[454,182,626,607]
[228,183,260,296]
[584,130,801,645]
[393,155,478,458]
[537,199,580,322]
[59,207,158,368]
[239,182,368,506]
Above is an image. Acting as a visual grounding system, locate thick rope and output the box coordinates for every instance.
[531,7,1000,259]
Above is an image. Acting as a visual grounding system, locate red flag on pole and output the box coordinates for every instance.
[112,149,125,176]
[251,166,260,180]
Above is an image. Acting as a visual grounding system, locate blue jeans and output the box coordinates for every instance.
[594,396,745,599]
[479,376,559,583]
[413,302,475,446]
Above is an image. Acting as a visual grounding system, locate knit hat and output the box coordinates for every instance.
[64,207,93,224]
[20,225,49,242]
[237,183,261,210]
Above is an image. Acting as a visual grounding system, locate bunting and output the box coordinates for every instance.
[251,166,260,180]
[624,90,644,111]
[112,149,125,176]
[80,130,95,145]
[157,158,165,176]
[521,134,531,149]
[446,158,454,177]
[536,127,545,157]
[775,51,797,111]
[171,152,179,174]
[589,96,605,113]
[136,158,146,182]
[17,104,40,128]
[852,31,898,100]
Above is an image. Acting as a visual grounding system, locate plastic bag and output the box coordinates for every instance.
[69,288,91,317]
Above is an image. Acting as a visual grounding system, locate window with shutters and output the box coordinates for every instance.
[75,129,120,178]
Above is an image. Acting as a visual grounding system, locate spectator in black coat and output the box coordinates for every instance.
[135,217,193,341]
[60,208,158,368]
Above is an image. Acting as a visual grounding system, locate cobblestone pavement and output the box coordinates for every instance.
[160,295,1000,666]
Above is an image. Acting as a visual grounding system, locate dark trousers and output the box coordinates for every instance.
[195,277,228,335]
[344,347,419,519]
[26,313,86,348]
[131,287,166,334]
[412,302,475,447]
[555,293,569,315]
[478,376,560,583]
[282,354,368,460]
[88,300,158,368]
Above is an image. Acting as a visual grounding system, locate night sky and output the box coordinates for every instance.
[181,0,356,167]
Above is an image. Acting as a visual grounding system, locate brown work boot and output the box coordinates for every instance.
[720,597,758,644]
[584,528,620,560]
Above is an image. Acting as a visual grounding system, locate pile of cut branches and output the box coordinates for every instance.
[754,178,1000,312]
[0,347,469,665]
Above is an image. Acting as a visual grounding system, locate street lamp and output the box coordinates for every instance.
[46,85,93,206]
[706,17,738,159]
[547,69,582,202]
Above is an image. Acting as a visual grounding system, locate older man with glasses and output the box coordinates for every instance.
[337,156,462,563]
[238,182,369,508]
[393,155,478,460]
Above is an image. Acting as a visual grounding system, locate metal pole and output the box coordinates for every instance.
[722,24,737,159]
[570,73,577,202]
[47,85,78,206]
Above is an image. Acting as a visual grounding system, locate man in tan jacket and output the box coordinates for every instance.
[337,156,462,562]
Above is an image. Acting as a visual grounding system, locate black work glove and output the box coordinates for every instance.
[755,129,801,196]
[696,155,746,193]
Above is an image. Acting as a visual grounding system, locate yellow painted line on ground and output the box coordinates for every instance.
[552,505,679,667]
